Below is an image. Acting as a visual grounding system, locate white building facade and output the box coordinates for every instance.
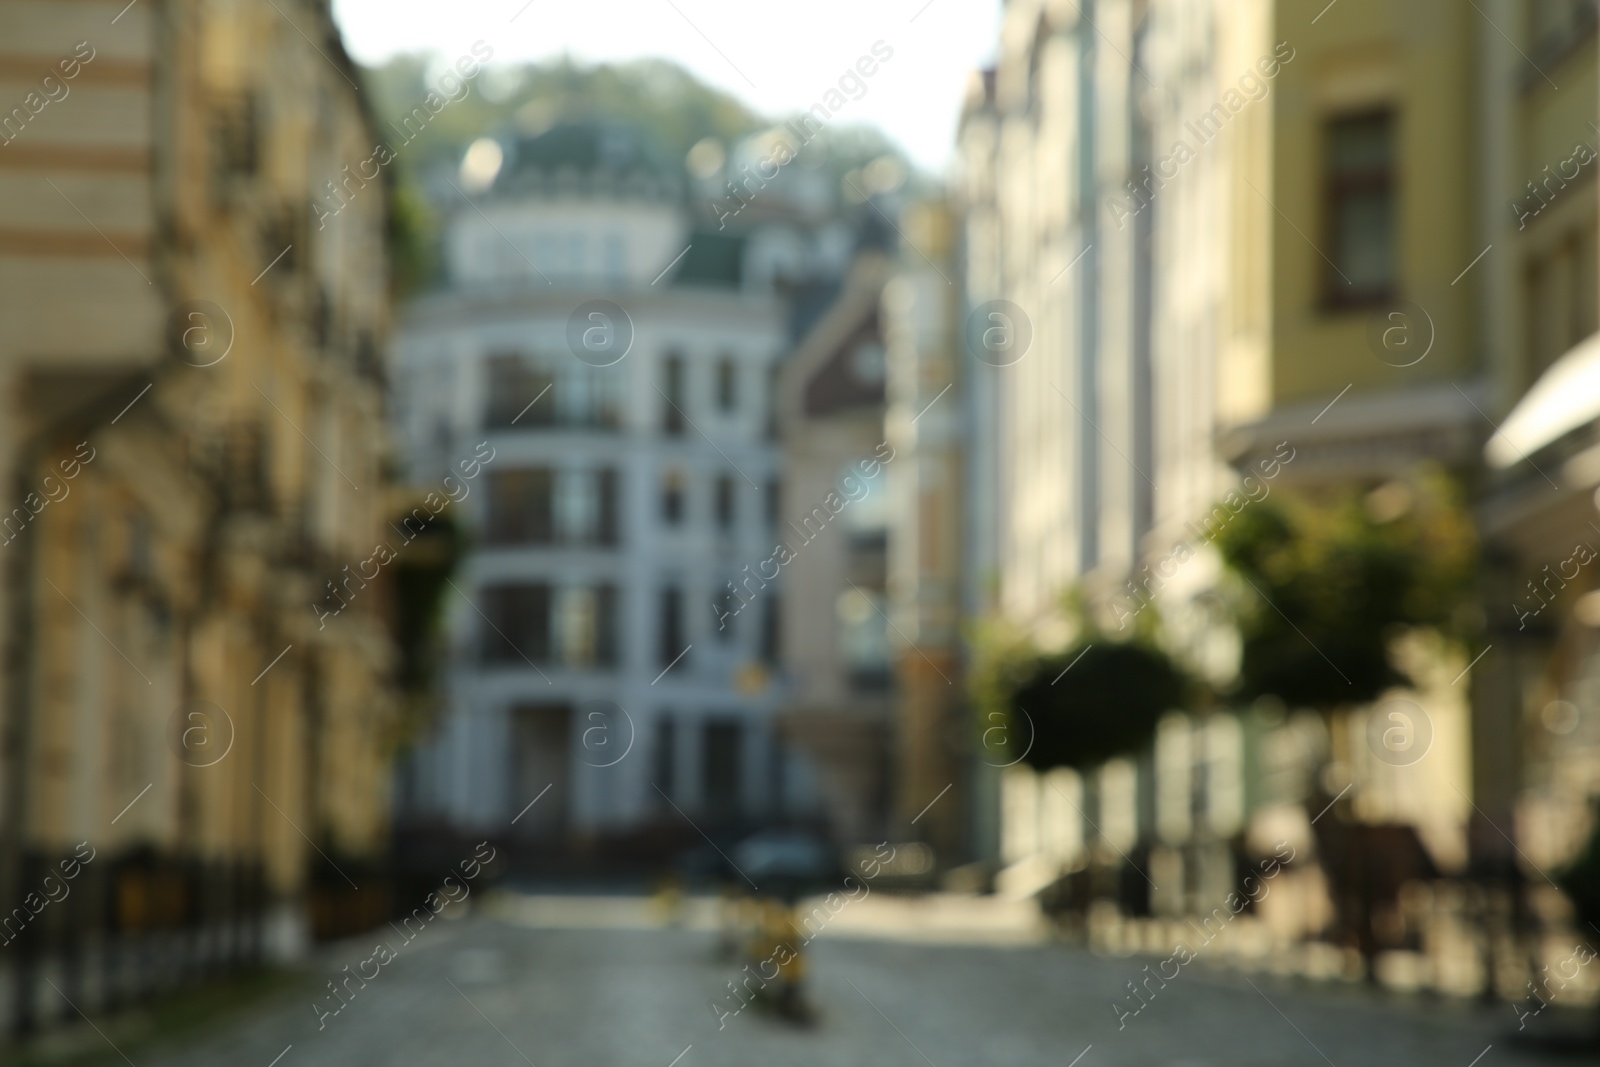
[392,123,806,846]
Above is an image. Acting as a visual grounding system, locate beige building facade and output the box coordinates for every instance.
[0,0,396,1037]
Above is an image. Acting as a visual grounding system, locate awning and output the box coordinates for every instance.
[1487,331,1600,467]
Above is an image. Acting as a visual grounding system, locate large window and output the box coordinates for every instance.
[837,587,890,690]
[658,586,686,667]
[597,469,619,545]
[485,469,554,544]
[713,586,737,643]
[662,353,686,435]
[714,474,735,533]
[484,355,555,428]
[702,721,743,819]
[716,356,737,412]
[480,582,616,667]
[555,469,598,544]
[555,585,619,667]
[760,595,780,665]
[483,354,620,430]
[661,469,685,526]
[765,478,781,528]
[1524,228,1598,384]
[488,468,618,546]
[481,583,552,664]
[1323,109,1397,305]
[653,716,676,801]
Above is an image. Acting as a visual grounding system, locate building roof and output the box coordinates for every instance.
[776,251,891,428]
[671,230,745,287]
[491,120,683,199]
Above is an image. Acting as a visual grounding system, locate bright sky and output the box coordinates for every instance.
[330,0,1001,174]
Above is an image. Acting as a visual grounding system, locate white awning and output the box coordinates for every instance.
[1486,331,1600,468]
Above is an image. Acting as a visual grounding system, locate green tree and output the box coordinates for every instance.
[1213,469,1477,709]
[970,611,1191,773]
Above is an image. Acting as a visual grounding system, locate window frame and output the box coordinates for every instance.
[1320,106,1400,310]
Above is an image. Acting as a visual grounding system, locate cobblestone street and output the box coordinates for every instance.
[106,892,1580,1067]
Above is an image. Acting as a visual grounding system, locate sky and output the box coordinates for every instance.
[329,0,1001,174]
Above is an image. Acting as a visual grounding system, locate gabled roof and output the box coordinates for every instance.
[776,251,891,430]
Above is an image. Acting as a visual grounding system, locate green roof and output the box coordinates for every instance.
[671,230,744,287]
[497,121,681,187]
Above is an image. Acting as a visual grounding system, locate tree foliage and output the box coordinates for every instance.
[364,55,766,175]
[1009,641,1189,772]
[1213,469,1477,710]
[969,619,1190,773]
[1558,811,1600,936]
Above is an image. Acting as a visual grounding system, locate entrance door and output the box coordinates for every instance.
[512,703,570,840]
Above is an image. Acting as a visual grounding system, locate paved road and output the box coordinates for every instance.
[127,893,1579,1067]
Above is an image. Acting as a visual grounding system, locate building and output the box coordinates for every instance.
[956,0,1241,906]
[958,0,1600,994]
[1473,0,1600,932]
[773,247,896,846]
[880,198,971,863]
[0,0,396,1038]
[392,121,817,856]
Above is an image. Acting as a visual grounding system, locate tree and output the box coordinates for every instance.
[1213,469,1477,710]
[970,616,1190,774]
[1008,641,1188,773]
[1213,468,1477,977]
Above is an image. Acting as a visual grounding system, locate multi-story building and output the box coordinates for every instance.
[959,0,1600,993]
[1475,0,1600,913]
[957,0,1242,905]
[772,247,896,847]
[880,198,971,863]
[392,122,816,853]
[0,0,396,1038]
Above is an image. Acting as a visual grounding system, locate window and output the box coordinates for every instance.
[557,585,617,668]
[714,475,735,533]
[760,595,780,664]
[713,587,737,643]
[534,234,556,275]
[210,91,258,200]
[484,355,554,428]
[597,469,620,545]
[716,356,737,411]
[485,469,554,544]
[765,479,781,528]
[555,469,598,544]
[604,234,626,285]
[1532,0,1593,50]
[662,353,686,435]
[837,587,890,690]
[654,716,676,801]
[556,587,598,667]
[765,364,780,439]
[702,721,743,818]
[595,585,618,665]
[481,583,551,664]
[1323,110,1397,305]
[1523,229,1597,383]
[658,586,686,668]
[569,234,586,277]
[661,469,685,525]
